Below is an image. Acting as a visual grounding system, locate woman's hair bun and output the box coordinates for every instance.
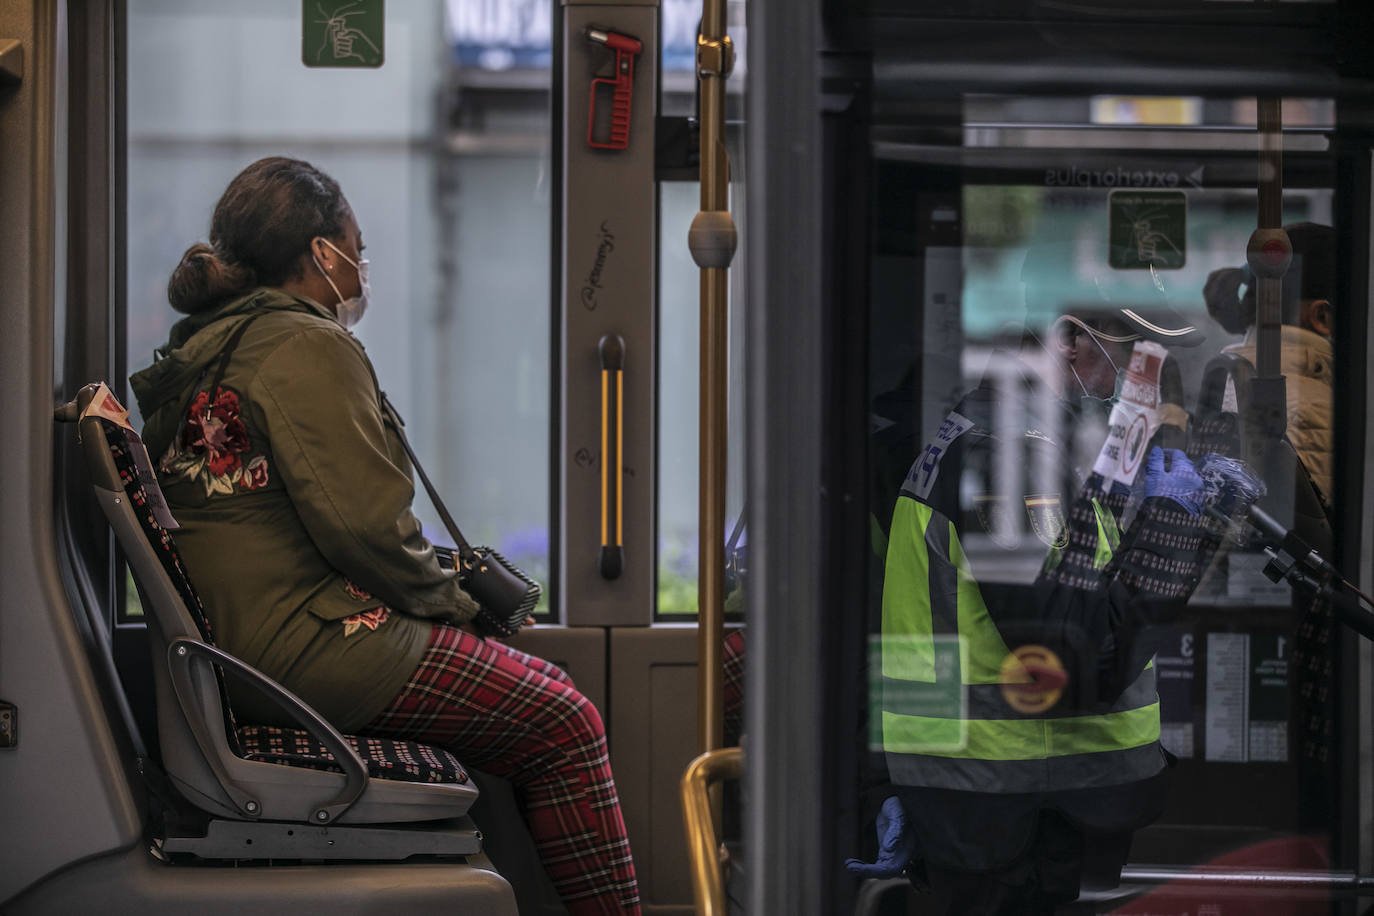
[164,157,349,315]
[167,242,254,314]
[1205,286,1254,336]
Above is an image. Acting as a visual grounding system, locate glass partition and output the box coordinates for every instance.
[867,93,1354,900]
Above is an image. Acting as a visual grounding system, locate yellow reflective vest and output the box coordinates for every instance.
[881,459,1164,795]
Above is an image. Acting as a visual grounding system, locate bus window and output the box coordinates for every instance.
[656,0,748,618]
[124,0,554,614]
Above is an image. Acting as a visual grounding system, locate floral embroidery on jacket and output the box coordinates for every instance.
[159,387,270,497]
[341,606,389,637]
[344,579,375,602]
[241,454,270,490]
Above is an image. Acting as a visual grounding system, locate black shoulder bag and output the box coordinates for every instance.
[380,394,542,637]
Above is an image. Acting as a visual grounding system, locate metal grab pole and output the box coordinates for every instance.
[1254,97,1285,381]
[1244,97,1292,480]
[690,0,737,759]
[684,5,737,909]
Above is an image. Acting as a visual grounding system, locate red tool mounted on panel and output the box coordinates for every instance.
[585,27,642,151]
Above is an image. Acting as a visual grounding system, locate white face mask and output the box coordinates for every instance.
[313,238,370,329]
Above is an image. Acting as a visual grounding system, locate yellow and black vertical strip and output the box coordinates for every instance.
[599,334,625,579]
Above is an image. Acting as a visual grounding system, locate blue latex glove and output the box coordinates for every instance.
[1144,447,1205,516]
[844,796,917,878]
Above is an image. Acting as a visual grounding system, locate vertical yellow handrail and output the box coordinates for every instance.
[1254,97,1284,381]
[691,0,737,760]
[687,1,738,911]
[1243,98,1291,476]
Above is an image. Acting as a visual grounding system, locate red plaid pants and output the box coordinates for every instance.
[723,628,745,747]
[363,624,641,914]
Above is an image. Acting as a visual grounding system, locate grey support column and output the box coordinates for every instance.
[560,0,658,626]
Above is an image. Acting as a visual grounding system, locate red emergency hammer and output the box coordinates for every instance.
[585,27,642,151]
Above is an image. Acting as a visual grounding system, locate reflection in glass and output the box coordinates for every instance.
[866,118,1345,902]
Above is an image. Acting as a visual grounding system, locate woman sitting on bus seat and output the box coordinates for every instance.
[129,157,640,915]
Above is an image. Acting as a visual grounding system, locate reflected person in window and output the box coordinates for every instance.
[1202,221,1339,835]
[129,157,640,915]
[869,248,1228,914]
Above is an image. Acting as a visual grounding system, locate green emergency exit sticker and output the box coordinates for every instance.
[303,0,384,68]
[1108,189,1187,269]
[869,635,968,753]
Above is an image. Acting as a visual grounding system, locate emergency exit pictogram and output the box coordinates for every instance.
[303,0,384,69]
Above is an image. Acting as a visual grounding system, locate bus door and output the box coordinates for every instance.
[744,1,1374,912]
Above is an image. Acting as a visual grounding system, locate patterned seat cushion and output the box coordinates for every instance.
[237,726,470,785]
[1187,412,1242,463]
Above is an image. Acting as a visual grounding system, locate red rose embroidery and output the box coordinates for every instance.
[159,385,266,498]
[240,455,269,491]
[344,580,375,601]
[184,388,250,476]
[341,606,389,637]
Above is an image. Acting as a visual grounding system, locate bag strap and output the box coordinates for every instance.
[379,393,475,557]
[207,313,262,396]
[726,508,746,556]
[170,313,264,447]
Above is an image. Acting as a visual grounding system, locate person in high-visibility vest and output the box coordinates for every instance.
[857,290,1249,912]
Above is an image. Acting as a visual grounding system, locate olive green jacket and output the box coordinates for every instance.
[130,288,479,730]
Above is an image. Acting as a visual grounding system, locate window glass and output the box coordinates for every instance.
[657,182,703,614]
[655,3,748,617]
[661,0,700,118]
[868,95,1347,871]
[122,570,144,621]
[125,0,552,611]
[655,180,747,618]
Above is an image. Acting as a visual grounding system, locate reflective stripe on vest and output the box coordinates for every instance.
[880,496,1162,793]
[1092,498,1121,570]
[881,499,1012,684]
[885,738,1164,794]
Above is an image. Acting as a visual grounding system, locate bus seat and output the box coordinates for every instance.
[56,383,479,839]
[1189,351,1252,461]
